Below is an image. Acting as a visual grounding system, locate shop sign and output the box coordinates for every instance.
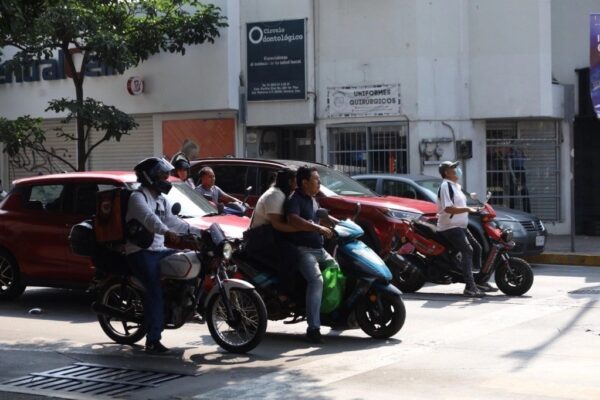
[0,50,119,85]
[126,76,144,95]
[590,14,600,118]
[247,19,306,101]
[327,84,401,117]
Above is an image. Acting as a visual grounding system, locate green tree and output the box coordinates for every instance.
[0,0,227,171]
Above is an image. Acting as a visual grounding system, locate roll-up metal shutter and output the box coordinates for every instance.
[88,114,154,171]
[8,118,77,183]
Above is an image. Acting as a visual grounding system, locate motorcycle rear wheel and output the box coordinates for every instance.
[356,291,406,339]
[97,280,147,345]
[391,262,426,293]
[494,257,534,296]
[206,288,267,354]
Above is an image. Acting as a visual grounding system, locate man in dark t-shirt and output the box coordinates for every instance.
[284,166,333,344]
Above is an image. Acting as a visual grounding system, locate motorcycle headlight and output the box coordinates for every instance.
[221,242,233,260]
[385,208,422,221]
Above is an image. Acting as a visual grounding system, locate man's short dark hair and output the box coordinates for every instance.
[199,166,214,178]
[274,168,297,196]
[296,165,318,187]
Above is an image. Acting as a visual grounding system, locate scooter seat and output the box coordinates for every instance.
[412,220,453,249]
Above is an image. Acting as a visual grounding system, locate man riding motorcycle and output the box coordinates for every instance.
[126,157,201,354]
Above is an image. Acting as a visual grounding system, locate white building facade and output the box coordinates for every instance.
[1,0,597,234]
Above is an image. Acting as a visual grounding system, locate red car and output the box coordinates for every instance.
[190,158,438,256]
[0,171,250,300]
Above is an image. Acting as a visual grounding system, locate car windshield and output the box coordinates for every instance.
[415,178,481,206]
[315,166,377,197]
[128,181,217,217]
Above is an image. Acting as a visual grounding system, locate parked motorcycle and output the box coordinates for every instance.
[232,206,406,339]
[71,222,268,353]
[388,193,534,296]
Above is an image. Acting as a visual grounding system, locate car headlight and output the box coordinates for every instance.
[385,208,422,220]
[221,242,233,260]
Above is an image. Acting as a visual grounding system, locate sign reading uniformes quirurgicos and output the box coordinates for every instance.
[247,19,306,101]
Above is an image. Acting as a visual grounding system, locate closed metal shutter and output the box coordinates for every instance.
[88,114,154,171]
[486,120,560,221]
[8,118,77,182]
[7,114,154,183]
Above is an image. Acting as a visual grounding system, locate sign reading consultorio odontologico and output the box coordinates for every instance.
[247,19,306,101]
[327,84,401,117]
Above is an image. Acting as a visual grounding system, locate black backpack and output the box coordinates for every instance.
[437,181,455,203]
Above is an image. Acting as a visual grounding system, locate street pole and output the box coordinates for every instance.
[564,84,576,252]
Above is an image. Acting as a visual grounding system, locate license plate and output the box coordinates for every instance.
[536,235,545,247]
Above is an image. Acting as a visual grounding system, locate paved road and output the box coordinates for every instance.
[0,264,599,399]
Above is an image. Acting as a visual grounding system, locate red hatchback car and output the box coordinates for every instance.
[0,171,249,300]
[190,158,438,256]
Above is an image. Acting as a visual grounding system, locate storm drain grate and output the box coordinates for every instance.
[1,362,186,398]
[569,288,600,295]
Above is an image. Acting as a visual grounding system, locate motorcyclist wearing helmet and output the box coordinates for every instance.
[171,157,195,189]
[436,161,497,297]
[126,157,200,354]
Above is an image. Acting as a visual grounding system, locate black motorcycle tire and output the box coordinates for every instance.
[0,249,26,301]
[206,288,267,354]
[494,257,534,296]
[391,262,426,293]
[97,279,147,345]
[356,291,406,339]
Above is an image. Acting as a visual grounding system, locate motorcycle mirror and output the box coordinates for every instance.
[352,203,361,221]
[470,192,479,200]
[245,186,253,193]
[486,191,492,201]
[171,202,181,216]
[315,208,329,219]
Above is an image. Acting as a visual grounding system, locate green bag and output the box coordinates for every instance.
[320,259,346,314]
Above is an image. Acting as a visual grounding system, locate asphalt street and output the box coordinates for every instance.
[0,264,598,400]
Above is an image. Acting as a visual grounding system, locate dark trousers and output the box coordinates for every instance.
[128,249,176,342]
[440,228,482,288]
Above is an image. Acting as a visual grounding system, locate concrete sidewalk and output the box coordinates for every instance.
[524,234,600,266]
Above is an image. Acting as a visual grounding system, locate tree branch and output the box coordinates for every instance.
[85,137,107,161]
[33,144,77,171]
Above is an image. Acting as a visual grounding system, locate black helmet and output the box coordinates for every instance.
[134,157,174,194]
[173,158,190,171]
[438,160,459,178]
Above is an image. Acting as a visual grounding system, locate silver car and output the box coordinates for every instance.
[353,173,547,257]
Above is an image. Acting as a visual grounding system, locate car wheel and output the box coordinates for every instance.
[0,250,26,300]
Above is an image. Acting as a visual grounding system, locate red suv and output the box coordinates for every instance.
[191,158,438,256]
[0,171,249,300]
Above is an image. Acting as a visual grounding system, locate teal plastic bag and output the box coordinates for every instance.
[320,260,346,314]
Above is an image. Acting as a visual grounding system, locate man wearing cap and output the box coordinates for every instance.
[437,161,496,297]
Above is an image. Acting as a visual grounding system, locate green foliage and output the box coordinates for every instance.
[0,0,227,171]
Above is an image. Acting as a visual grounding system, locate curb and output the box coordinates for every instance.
[524,252,600,267]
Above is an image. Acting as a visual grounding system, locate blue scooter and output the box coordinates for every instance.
[233,205,406,339]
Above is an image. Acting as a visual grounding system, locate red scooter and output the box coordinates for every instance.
[387,194,534,296]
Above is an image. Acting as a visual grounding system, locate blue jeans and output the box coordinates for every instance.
[128,249,176,342]
[296,247,333,331]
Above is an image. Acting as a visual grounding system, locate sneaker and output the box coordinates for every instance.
[306,328,324,344]
[476,282,499,293]
[463,287,485,298]
[145,340,170,354]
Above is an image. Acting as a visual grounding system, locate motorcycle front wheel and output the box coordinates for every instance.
[494,257,534,296]
[206,288,267,354]
[97,279,147,345]
[356,291,406,339]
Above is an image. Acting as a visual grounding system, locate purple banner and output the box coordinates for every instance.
[590,14,600,118]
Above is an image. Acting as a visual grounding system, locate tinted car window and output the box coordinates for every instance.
[383,179,417,199]
[28,184,65,212]
[210,165,248,195]
[359,178,378,192]
[315,166,376,197]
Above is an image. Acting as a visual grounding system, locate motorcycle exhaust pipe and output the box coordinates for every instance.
[91,302,143,324]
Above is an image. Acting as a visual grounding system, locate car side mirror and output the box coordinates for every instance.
[171,202,181,216]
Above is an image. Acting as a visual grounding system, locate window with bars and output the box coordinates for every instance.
[327,124,408,175]
[486,120,560,221]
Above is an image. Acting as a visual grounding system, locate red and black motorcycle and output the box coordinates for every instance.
[387,195,534,296]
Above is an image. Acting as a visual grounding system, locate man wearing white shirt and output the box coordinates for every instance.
[436,161,494,298]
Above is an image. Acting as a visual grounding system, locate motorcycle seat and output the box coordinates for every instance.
[412,220,454,248]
